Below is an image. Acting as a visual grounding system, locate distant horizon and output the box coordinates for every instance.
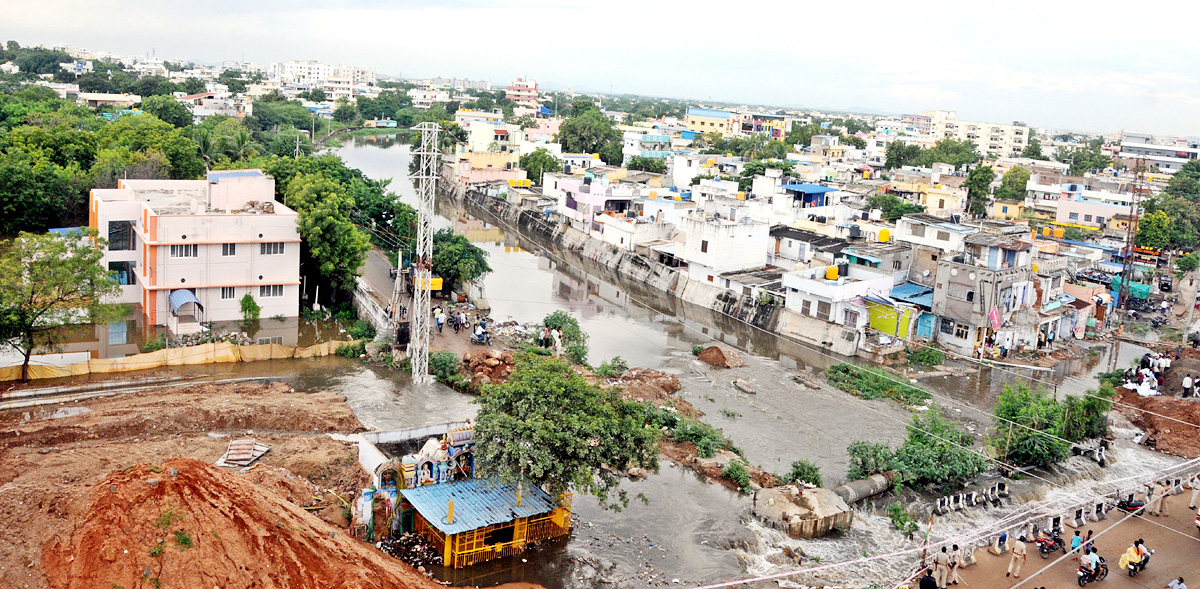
[8,0,1198,137]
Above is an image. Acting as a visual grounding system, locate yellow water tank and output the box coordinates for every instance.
[1032,263,1039,273]
[737,191,746,200]
[508,179,515,186]
[826,266,839,281]
[649,190,658,199]
[1053,227,1065,238]
[1042,227,1051,236]
[879,228,890,242]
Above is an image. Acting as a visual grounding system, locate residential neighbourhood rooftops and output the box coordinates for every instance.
[687,107,733,119]
[964,232,1032,250]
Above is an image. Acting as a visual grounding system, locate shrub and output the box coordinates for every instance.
[335,341,366,358]
[149,544,163,556]
[565,343,588,366]
[887,504,921,537]
[429,350,460,383]
[723,461,751,493]
[141,335,167,353]
[906,347,945,366]
[846,441,895,480]
[349,319,376,340]
[691,345,704,356]
[892,407,986,490]
[543,311,589,365]
[670,418,730,459]
[239,293,261,323]
[172,530,193,550]
[786,459,822,487]
[1096,369,1124,388]
[825,363,931,406]
[331,302,357,322]
[521,344,552,356]
[594,356,629,378]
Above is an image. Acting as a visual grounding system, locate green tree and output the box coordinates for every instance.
[12,47,73,75]
[963,166,995,216]
[0,229,122,381]
[1144,193,1200,248]
[845,441,895,480]
[332,104,358,124]
[511,114,537,130]
[891,407,987,489]
[1178,252,1200,273]
[885,141,923,169]
[994,166,1031,202]
[431,228,492,292]
[626,156,667,174]
[841,135,867,149]
[542,310,588,364]
[558,109,620,159]
[918,138,979,169]
[989,384,1069,467]
[784,122,823,149]
[473,354,661,508]
[285,173,371,294]
[1020,137,1046,160]
[300,88,328,102]
[1165,160,1200,199]
[0,149,89,233]
[1055,138,1111,175]
[519,147,562,184]
[97,114,204,179]
[1137,210,1172,250]
[762,139,790,160]
[138,95,193,129]
[737,160,795,193]
[867,194,925,221]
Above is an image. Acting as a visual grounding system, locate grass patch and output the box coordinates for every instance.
[825,363,931,406]
[148,544,163,556]
[335,341,367,358]
[723,461,752,493]
[146,465,162,473]
[906,346,945,366]
[153,505,184,530]
[173,530,193,550]
[720,408,741,418]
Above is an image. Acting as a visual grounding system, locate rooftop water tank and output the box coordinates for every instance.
[879,228,890,242]
[826,266,839,280]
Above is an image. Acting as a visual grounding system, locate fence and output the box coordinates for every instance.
[0,339,358,382]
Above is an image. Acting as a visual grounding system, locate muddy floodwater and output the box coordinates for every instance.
[27,136,1159,588]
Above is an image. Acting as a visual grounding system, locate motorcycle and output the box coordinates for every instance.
[1115,497,1146,516]
[1035,528,1066,558]
[1127,550,1152,577]
[1151,316,1168,329]
[471,330,492,346]
[1077,557,1108,586]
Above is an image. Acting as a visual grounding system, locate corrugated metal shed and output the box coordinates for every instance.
[400,480,558,536]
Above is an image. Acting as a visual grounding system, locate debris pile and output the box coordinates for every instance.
[378,532,444,569]
[697,346,748,369]
[1116,387,1200,458]
[462,349,515,386]
[609,368,701,418]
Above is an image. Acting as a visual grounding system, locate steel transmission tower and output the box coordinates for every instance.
[409,122,441,385]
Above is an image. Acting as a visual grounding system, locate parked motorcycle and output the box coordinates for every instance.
[1077,557,1108,586]
[1035,528,1066,558]
[1115,497,1146,516]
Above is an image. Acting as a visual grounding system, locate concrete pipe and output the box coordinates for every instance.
[833,471,897,504]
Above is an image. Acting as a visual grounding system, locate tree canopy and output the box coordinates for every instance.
[1136,210,1172,251]
[139,95,193,128]
[1054,138,1111,175]
[884,139,979,170]
[988,383,1111,468]
[519,148,562,184]
[1020,137,1047,160]
[625,156,667,174]
[963,166,995,216]
[430,228,491,292]
[868,194,926,221]
[285,173,371,293]
[557,108,621,165]
[890,407,987,490]
[994,166,1031,202]
[473,354,661,508]
[0,229,122,381]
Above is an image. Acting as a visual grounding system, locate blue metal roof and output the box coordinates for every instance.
[538,106,551,115]
[400,479,559,536]
[890,282,934,308]
[168,289,203,313]
[845,252,883,264]
[687,107,732,119]
[206,170,263,182]
[782,184,838,195]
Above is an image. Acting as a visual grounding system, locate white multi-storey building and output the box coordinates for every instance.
[924,110,1030,158]
[270,60,335,85]
[90,170,300,335]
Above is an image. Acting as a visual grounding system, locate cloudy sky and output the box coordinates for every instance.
[8,0,1199,135]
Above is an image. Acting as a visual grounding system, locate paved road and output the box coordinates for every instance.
[951,499,1198,589]
[362,247,397,308]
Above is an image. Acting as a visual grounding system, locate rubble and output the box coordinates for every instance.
[697,346,748,369]
[461,349,515,386]
[378,532,444,570]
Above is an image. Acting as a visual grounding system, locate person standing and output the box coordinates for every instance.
[1148,480,1169,516]
[1071,529,1083,555]
[551,327,562,359]
[1185,374,1194,398]
[1189,474,1200,510]
[947,544,962,585]
[434,308,444,333]
[919,568,937,589]
[1168,577,1187,589]
[1007,539,1026,578]
[932,546,951,589]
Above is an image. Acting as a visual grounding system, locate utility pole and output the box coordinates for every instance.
[1117,156,1144,312]
[405,122,441,385]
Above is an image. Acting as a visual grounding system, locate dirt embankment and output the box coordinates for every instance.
[605,368,703,419]
[41,458,442,589]
[1115,387,1200,458]
[0,382,386,589]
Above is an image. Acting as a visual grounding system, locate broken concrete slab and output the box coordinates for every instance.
[752,485,853,539]
[698,346,748,369]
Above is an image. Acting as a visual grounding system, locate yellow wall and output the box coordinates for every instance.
[990,200,1024,219]
[867,302,914,339]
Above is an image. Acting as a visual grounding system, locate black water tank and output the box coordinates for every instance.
[849,224,861,237]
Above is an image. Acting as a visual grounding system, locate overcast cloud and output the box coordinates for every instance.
[6,0,1198,135]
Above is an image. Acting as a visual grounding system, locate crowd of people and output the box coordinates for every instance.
[1121,350,1178,397]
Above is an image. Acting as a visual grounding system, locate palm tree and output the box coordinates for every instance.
[229,129,255,161]
[194,128,218,171]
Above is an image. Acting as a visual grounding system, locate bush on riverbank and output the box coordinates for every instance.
[783,459,822,487]
[906,347,945,366]
[594,356,629,378]
[542,311,589,366]
[825,363,931,406]
[988,383,1113,467]
[429,351,461,384]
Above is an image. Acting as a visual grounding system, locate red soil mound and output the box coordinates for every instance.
[42,458,441,589]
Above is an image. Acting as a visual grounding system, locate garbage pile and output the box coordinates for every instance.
[462,349,515,386]
[378,532,444,569]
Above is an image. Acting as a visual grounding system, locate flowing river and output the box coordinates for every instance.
[170,135,1163,588]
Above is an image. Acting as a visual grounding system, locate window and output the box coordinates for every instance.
[801,300,812,316]
[707,275,713,282]
[940,319,956,335]
[222,243,237,257]
[169,244,198,258]
[259,285,284,297]
[954,324,970,339]
[1069,212,1079,220]
[257,336,285,345]
[700,240,708,253]
[937,231,950,241]
[844,309,859,326]
[1084,214,1092,222]
[966,291,975,302]
[938,199,945,209]
[260,242,285,255]
[909,223,926,237]
[816,301,831,321]
[108,221,135,251]
[221,287,235,300]
[893,260,902,270]
[108,261,135,285]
